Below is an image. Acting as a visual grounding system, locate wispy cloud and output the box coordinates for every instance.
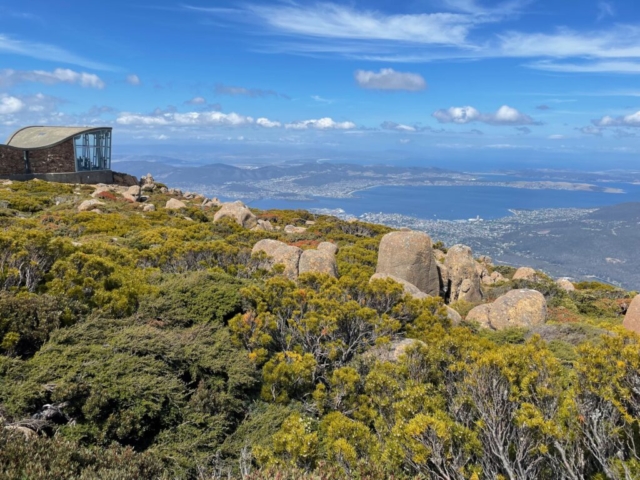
[0,34,115,71]
[214,83,290,99]
[185,3,640,75]
[0,68,105,88]
[355,68,426,91]
[597,1,615,21]
[126,74,141,86]
[311,95,334,104]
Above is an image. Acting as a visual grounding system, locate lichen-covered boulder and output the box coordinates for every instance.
[317,242,339,255]
[376,231,439,296]
[252,239,303,279]
[623,295,640,335]
[513,267,542,282]
[165,198,187,210]
[467,289,547,330]
[214,201,257,229]
[445,245,482,302]
[298,250,338,277]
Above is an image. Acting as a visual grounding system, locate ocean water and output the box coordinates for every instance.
[249,183,640,221]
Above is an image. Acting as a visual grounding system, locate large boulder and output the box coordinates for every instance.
[445,245,482,303]
[298,250,338,277]
[165,198,187,210]
[623,295,640,335]
[214,201,257,229]
[513,267,542,282]
[376,231,440,297]
[252,239,302,279]
[467,289,547,330]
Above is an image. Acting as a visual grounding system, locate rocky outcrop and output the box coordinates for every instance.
[445,245,482,302]
[556,278,575,292]
[141,173,156,192]
[482,270,506,285]
[623,295,640,335]
[252,239,302,279]
[214,201,257,229]
[376,231,440,297]
[165,198,187,210]
[78,199,104,212]
[299,250,338,277]
[513,267,542,282]
[467,289,547,330]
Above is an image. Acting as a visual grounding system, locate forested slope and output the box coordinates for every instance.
[0,178,638,480]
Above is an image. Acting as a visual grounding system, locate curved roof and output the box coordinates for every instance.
[5,126,111,150]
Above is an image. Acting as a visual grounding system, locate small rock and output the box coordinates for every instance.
[141,183,156,192]
[284,225,307,234]
[166,198,187,209]
[78,199,104,212]
[168,188,183,196]
[556,278,575,292]
[143,204,156,212]
[305,220,316,226]
[159,187,168,194]
[252,219,274,232]
[366,338,427,363]
[91,186,110,198]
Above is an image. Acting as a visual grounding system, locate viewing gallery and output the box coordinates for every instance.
[0,126,112,178]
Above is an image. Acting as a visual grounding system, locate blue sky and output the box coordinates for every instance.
[1,0,640,167]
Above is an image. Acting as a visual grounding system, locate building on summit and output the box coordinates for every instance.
[0,126,115,183]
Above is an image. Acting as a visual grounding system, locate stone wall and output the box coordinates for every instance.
[28,139,76,173]
[0,145,26,176]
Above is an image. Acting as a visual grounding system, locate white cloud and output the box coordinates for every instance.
[593,110,640,127]
[0,68,105,88]
[578,125,603,136]
[0,94,24,115]
[432,106,481,124]
[432,105,536,125]
[184,96,207,105]
[256,117,281,128]
[548,134,565,139]
[311,95,334,104]
[126,74,141,86]
[285,117,356,130]
[116,111,254,127]
[355,68,426,91]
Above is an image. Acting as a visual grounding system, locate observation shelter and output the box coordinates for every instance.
[0,126,118,184]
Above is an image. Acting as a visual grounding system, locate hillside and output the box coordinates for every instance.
[0,177,639,480]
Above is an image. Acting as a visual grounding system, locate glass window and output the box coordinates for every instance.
[73,129,111,171]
